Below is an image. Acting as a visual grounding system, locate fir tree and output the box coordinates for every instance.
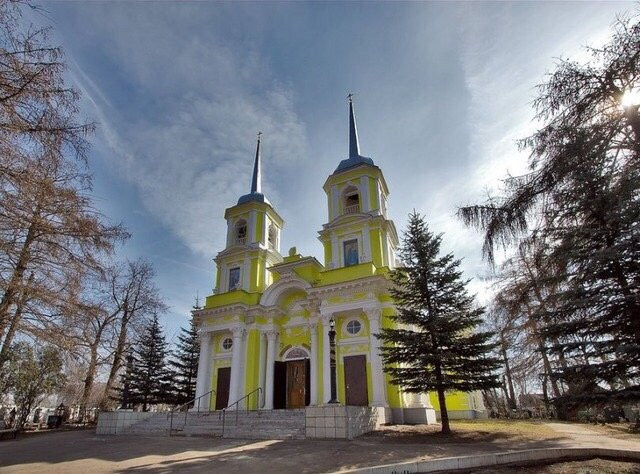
[169,314,200,405]
[378,212,501,433]
[459,16,640,409]
[127,314,172,411]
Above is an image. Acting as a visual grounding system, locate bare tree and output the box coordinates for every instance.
[102,259,166,405]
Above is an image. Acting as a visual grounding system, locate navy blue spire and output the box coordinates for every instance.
[348,94,360,158]
[251,131,262,194]
[237,132,270,205]
[335,93,374,173]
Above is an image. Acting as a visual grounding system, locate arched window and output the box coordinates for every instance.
[343,185,360,214]
[284,347,309,360]
[268,224,277,250]
[235,219,247,244]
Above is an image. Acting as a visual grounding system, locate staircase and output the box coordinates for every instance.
[123,409,305,439]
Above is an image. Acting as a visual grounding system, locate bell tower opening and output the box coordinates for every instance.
[235,219,247,245]
[343,186,360,215]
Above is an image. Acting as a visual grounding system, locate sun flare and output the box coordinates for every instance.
[621,88,640,107]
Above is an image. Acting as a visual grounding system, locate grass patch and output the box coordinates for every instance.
[585,423,640,441]
[451,419,558,438]
[367,419,563,443]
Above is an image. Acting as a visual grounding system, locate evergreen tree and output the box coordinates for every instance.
[459,16,640,409]
[127,314,171,411]
[378,212,501,433]
[169,314,200,405]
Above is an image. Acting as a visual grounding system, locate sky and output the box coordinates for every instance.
[29,1,634,344]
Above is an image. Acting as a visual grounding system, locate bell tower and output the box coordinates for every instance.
[214,133,284,294]
[319,95,398,270]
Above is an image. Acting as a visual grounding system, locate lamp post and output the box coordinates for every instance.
[328,318,339,404]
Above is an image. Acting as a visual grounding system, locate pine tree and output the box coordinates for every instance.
[459,16,640,410]
[169,314,200,405]
[378,212,501,433]
[127,314,172,411]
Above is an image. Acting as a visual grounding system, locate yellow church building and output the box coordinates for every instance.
[192,97,486,424]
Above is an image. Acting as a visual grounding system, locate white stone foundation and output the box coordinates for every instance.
[95,410,155,435]
[305,405,390,439]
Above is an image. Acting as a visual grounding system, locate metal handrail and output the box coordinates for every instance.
[168,389,216,436]
[220,387,262,437]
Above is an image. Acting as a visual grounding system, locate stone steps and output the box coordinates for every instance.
[123,409,306,439]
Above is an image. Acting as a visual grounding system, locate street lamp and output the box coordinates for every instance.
[328,318,339,404]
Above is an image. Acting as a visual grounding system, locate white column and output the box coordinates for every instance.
[360,175,370,212]
[193,329,213,411]
[309,320,318,405]
[264,330,278,410]
[365,308,387,406]
[228,326,246,409]
[321,314,331,403]
[363,222,371,262]
[331,233,339,269]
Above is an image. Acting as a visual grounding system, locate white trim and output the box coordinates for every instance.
[259,275,311,306]
[283,345,310,360]
[337,336,368,346]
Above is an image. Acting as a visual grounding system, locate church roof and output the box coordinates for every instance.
[237,132,272,205]
[334,94,375,173]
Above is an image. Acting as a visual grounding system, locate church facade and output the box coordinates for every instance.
[192,98,486,422]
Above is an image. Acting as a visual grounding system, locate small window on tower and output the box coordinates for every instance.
[343,239,359,267]
[229,267,240,290]
[343,186,360,214]
[235,220,247,244]
[268,224,277,250]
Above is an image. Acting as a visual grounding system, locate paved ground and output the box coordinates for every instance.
[0,423,638,473]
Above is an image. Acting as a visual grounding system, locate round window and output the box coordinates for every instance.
[222,337,233,350]
[346,319,362,335]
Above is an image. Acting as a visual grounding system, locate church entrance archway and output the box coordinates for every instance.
[273,346,310,409]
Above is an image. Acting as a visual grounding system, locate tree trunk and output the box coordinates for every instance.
[0,298,26,368]
[0,219,36,338]
[434,362,450,434]
[500,339,517,409]
[80,342,100,419]
[102,311,129,405]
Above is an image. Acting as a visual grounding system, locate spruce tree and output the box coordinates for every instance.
[459,16,640,409]
[127,314,172,411]
[169,315,200,405]
[378,212,501,433]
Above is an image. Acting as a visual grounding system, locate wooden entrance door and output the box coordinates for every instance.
[215,367,231,410]
[286,360,306,408]
[344,355,368,406]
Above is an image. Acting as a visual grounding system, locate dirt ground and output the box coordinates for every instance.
[470,458,640,473]
[0,420,638,473]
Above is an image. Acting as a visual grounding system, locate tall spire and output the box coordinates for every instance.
[334,93,374,173]
[251,131,262,194]
[348,93,360,159]
[237,131,270,205]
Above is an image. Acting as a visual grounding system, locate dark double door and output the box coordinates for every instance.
[273,359,310,409]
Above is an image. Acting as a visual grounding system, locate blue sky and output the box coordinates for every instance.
[32,1,633,343]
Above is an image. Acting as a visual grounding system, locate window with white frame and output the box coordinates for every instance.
[221,337,233,351]
[229,267,241,290]
[343,239,359,267]
[346,319,362,336]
